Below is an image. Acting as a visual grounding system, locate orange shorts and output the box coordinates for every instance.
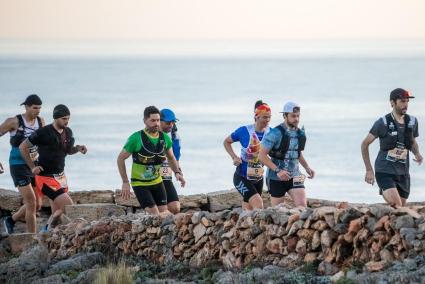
[35,173,69,200]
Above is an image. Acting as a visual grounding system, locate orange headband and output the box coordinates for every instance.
[255,104,271,116]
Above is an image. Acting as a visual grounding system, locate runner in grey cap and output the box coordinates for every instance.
[259,101,315,208]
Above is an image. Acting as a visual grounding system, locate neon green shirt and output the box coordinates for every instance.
[124,130,172,186]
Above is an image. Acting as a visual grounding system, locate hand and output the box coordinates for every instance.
[305,167,315,179]
[232,156,242,166]
[365,170,375,185]
[414,153,423,165]
[31,166,44,175]
[176,173,186,187]
[78,145,88,154]
[277,170,291,181]
[0,162,3,174]
[121,182,131,200]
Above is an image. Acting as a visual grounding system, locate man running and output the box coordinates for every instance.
[259,102,315,208]
[224,100,271,210]
[0,94,45,234]
[20,104,87,230]
[361,88,422,207]
[159,108,182,214]
[117,106,185,216]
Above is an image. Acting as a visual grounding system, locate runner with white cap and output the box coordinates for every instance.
[259,101,315,208]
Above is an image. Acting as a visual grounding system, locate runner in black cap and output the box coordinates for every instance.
[0,94,45,234]
[361,88,423,207]
[20,104,87,231]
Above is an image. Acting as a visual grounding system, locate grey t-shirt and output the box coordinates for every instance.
[370,115,419,175]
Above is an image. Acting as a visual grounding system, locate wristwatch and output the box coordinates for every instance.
[274,168,281,174]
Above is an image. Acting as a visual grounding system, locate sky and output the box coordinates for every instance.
[1,0,425,40]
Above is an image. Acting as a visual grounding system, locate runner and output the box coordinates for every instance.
[20,104,87,230]
[159,108,182,214]
[224,100,271,210]
[0,94,45,233]
[259,101,315,208]
[117,106,185,216]
[361,88,422,207]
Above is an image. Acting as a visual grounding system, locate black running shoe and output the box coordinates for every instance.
[3,216,15,234]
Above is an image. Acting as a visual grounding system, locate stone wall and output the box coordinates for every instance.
[2,187,425,275]
[47,201,425,275]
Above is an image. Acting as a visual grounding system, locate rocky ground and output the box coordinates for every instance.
[1,188,425,283]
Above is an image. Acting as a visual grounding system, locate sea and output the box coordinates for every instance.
[0,39,424,203]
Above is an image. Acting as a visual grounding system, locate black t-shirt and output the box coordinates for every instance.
[369,115,419,175]
[28,124,75,175]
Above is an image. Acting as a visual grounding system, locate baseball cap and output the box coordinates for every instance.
[390,88,415,101]
[280,101,300,113]
[20,94,42,106]
[160,108,179,122]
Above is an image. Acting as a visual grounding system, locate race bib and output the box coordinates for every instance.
[29,146,39,162]
[386,147,408,163]
[247,163,264,180]
[53,172,68,189]
[293,174,306,187]
[160,162,173,180]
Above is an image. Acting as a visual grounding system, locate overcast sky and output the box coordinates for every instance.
[1,0,424,40]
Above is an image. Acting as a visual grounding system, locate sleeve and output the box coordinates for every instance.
[173,137,181,161]
[164,134,173,151]
[66,128,75,154]
[369,119,386,138]
[261,129,278,151]
[414,119,419,138]
[230,126,244,142]
[28,128,45,146]
[123,132,138,153]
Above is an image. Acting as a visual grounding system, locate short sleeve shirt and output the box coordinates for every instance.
[370,115,419,175]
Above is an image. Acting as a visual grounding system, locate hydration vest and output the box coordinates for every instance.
[10,115,42,147]
[132,131,167,166]
[268,124,306,160]
[379,113,415,151]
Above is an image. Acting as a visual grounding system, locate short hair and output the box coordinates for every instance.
[143,106,160,119]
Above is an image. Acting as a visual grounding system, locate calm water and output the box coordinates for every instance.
[0,55,424,203]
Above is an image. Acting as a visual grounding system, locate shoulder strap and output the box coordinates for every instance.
[16,114,24,128]
[36,116,42,127]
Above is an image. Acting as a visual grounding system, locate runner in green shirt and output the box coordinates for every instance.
[117,106,185,215]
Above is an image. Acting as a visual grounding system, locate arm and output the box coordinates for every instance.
[258,146,291,181]
[411,138,423,165]
[361,133,377,185]
[223,136,242,166]
[68,145,88,155]
[117,149,132,199]
[0,117,17,138]
[19,139,43,174]
[299,152,315,178]
[165,148,186,187]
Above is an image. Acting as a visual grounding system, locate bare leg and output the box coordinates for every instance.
[144,206,160,215]
[247,194,263,210]
[271,196,286,207]
[12,204,26,222]
[47,193,73,228]
[13,185,36,233]
[382,188,403,208]
[287,188,307,208]
[242,202,253,211]
[401,198,407,206]
[167,201,181,214]
[157,205,172,217]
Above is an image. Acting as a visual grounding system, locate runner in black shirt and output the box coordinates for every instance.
[20,104,87,231]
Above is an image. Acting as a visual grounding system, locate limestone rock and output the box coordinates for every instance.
[0,188,22,211]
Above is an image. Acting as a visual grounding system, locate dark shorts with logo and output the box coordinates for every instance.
[266,178,305,198]
[233,172,263,202]
[10,164,35,188]
[163,179,179,203]
[133,183,168,209]
[375,172,410,199]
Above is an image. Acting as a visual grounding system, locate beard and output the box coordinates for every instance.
[146,126,159,133]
